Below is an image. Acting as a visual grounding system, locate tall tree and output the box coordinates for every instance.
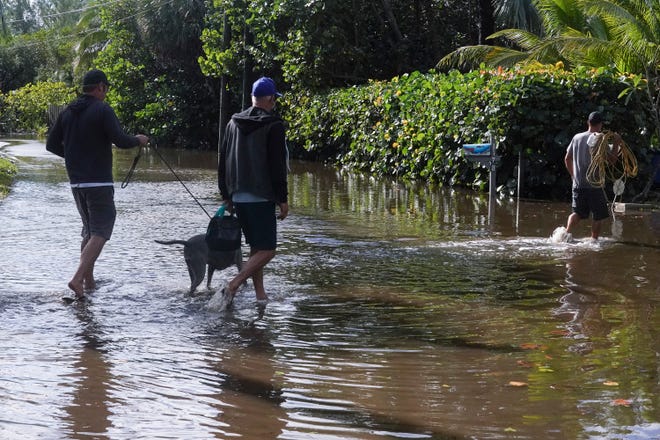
[0,0,8,38]
[438,0,660,145]
[200,0,472,93]
[5,0,38,34]
[95,0,218,148]
[479,0,496,44]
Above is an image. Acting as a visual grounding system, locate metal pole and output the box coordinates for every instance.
[489,159,496,226]
[488,134,496,226]
[516,150,522,232]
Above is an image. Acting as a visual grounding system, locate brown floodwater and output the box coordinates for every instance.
[1,139,658,439]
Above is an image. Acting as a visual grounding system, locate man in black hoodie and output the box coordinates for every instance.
[46,69,149,299]
[218,77,289,306]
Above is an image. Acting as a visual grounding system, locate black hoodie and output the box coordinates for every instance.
[218,106,288,203]
[46,94,139,184]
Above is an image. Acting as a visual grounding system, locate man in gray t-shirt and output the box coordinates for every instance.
[564,111,611,239]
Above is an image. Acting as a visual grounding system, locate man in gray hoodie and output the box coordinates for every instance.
[218,77,289,305]
[47,69,149,299]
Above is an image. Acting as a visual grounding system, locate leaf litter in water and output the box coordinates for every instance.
[611,399,632,407]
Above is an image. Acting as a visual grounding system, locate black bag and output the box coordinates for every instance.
[205,214,242,251]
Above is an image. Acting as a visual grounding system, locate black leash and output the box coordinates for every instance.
[120,145,144,189]
[121,142,212,219]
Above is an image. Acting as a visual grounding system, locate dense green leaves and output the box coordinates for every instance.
[440,0,660,146]
[1,0,659,197]
[200,0,473,92]
[95,0,218,149]
[283,65,654,199]
[0,81,75,134]
[0,155,17,198]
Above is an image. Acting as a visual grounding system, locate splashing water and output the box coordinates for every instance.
[549,226,573,243]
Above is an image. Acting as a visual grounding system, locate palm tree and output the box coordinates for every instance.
[494,0,542,33]
[438,0,660,179]
[0,0,7,38]
[72,4,106,75]
[438,0,594,70]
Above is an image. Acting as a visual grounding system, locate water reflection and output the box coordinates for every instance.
[210,321,287,438]
[0,139,658,439]
[64,302,112,439]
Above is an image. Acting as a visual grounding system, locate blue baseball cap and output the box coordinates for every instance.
[251,77,282,97]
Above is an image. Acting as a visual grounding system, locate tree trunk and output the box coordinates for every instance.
[381,0,404,43]
[478,0,495,44]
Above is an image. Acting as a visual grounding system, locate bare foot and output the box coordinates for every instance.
[206,286,236,311]
[68,280,85,298]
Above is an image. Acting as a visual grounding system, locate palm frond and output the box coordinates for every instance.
[437,45,525,71]
[494,0,543,34]
[534,0,587,35]
[482,45,538,67]
[488,28,543,51]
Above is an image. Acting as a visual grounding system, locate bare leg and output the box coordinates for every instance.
[251,266,268,301]
[226,249,275,301]
[79,236,96,290]
[591,219,603,240]
[68,235,107,298]
[566,213,581,234]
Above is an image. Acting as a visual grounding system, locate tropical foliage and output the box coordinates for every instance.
[0,155,17,198]
[0,0,659,197]
[0,81,75,134]
[200,0,473,93]
[283,65,653,199]
[439,0,660,144]
[93,0,219,149]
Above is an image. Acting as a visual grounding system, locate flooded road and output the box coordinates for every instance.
[1,139,658,439]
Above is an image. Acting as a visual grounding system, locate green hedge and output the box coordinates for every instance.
[282,65,655,199]
[0,81,76,136]
[0,155,17,198]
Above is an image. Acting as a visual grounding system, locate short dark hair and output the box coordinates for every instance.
[588,111,604,124]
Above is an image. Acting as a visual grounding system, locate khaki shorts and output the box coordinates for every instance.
[72,186,116,240]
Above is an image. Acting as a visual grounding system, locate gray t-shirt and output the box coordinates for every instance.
[567,130,599,189]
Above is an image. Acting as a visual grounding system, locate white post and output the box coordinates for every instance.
[488,134,496,226]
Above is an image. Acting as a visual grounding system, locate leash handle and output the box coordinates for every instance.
[120,145,144,189]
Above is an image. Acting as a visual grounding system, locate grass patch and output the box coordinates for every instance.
[0,156,18,199]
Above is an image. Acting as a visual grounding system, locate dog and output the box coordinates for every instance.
[156,234,242,294]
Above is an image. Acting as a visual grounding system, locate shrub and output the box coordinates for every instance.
[282,65,654,199]
[0,82,76,136]
[0,155,18,198]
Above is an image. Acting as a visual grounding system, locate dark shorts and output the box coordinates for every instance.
[72,186,116,240]
[572,187,609,221]
[234,201,277,250]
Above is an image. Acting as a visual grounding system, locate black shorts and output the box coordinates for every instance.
[572,188,609,221]
[72,186,116,240]
[234,201,277,250]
